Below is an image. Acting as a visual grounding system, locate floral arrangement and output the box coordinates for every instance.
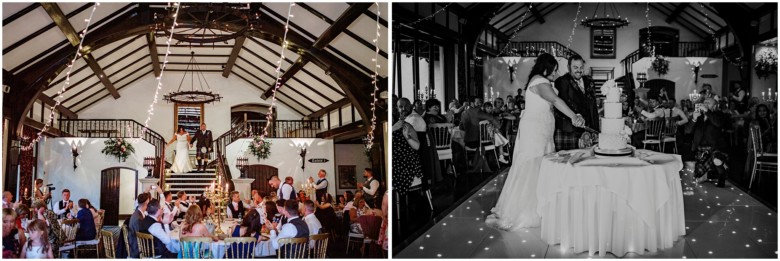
[755,49,777,79]
[248,136,272,160]
[620,125,634,143]
[651,55,670,76]
[101,138,135,162]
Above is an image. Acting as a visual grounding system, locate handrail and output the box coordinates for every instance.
[58,119,166,157]
[620,41,716,75]
[210,119,324,162]
[500,41,581,59]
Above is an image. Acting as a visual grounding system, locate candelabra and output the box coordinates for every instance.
[143,157,155,178]
[761,88,778,102]
[417,85,435,101]
[688,91,701,102]
[235,156,248,178]
[636,72,647,89]
[300,181,315,199]
[483,87,500,104]
[203,173,229,236]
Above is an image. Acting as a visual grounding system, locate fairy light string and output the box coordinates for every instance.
[21,3,101,151]
[499,4,533,56]
[566,3,582,51]
[401,4,451,27]
[261,2,296,140]
[645,3,656,59]
[365,2,381,150]
[699,3,743,67]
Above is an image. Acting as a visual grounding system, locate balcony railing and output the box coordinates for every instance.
[621,42,716,75]
[58,119,166,157]
[212,119,323,158]
[500,41,581,59]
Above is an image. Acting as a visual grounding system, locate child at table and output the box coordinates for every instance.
[20,219,53,259]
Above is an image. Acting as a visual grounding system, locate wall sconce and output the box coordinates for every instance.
[691,61,702,84]
[299,146,308,171]
[236,156,248,178]
[143,157,155,178]
[71,144,79,170]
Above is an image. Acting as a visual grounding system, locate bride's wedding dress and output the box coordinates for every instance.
[171,133,194,173]
[486,76,557,230]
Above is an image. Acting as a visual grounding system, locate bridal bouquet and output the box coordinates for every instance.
[248,136,272,160]
[755,50,777,79]
[101,138,135,162]
[651,55,670,76]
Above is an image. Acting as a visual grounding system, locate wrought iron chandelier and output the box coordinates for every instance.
[580,3,630,28]
[155,3,260,44]
[163,51,223,104]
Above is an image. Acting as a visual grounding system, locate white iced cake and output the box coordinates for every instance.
[598,80,627,150]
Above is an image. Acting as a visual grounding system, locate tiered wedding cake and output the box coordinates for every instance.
[596,80,632,155]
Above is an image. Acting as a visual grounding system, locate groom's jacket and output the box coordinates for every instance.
[190,129,213,148]
[553,73,600,133]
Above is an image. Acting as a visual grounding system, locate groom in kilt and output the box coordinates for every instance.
[553,55,600,151]
[190,123,213,172]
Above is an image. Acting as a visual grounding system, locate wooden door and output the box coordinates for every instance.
[101,168,121,226]
[245,165,278,196]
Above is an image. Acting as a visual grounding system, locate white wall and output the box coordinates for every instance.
[632,57,723,100]
[334,144,372,196]
[517,3,701,76]
[119,168,137,215]
[79,72,303,139]
[36,138,153,211]
[750,45,778,99]
[225,138,336,197]
[484,56,569,99]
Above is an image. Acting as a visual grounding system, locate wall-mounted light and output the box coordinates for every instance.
[71,143,80,170]
[236,156,248,178]
[143,157,156,178]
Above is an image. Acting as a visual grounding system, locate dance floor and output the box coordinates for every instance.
[395,162,778,258]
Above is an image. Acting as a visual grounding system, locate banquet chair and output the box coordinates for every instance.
[504,117,519,152]
[224,237,256,258]
[95,209,105,231]
[136,232,157,258]
[394,177,433,238]
[59,219,80,257]
[75,229,100,258]
[357,215,382,258]
[180,236,212,259]
[277,237,309,259]
[346,223,364,255]
[121,225,131,257]
[428,123,457,179]
[661,119,678,154]
[464,120,499,172]
[748,124,777,191]
[100,229,116,259]
[642,119,665,151]
[309,233,329,258]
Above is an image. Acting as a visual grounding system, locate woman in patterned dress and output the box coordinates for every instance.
[392,98,423,196]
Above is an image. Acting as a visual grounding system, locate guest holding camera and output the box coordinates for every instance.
[691,98,730,187]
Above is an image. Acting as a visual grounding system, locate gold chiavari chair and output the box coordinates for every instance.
[277,237,309,259]
[224,237,256,258]
[59,219,80,257]
[180,236,212,259]
[135,232,156,258]
[100,229,115,259]
[309,233,329,258]
[121,225,131,257]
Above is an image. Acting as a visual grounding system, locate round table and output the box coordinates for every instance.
[536,149,685,257]
[169,220,274,258]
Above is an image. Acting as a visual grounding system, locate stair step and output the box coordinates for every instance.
[166,178,216,181]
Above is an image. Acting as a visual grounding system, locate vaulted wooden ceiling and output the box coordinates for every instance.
[482,3,752,40]
[2,3,388,117]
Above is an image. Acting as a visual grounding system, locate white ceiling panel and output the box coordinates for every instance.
[91,35,144,58]
[367,3,388,21]
[303,63,342,93]
[3,28,68,71]
[164,64,223,71]
[282,80,330,107]
[57,3,89,15]
[3,3,34,20]
[57,75,100,100]
[303,2,349,21]
[245,38,301,63]
[69,89,109,112]
[291,69,344,100]
[329,35,388,76]
[234,59,278,87]
[69,3,130,33]
[103,49,149,76]
[3,7,52,49]
[347,14,389,53]
[49,59,90,88]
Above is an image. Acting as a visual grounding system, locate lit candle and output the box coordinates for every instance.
[762,92,766,100]
[24,188,27,195]
[225,183,229,192]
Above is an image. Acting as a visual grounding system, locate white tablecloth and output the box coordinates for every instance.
[169,221,275,258]
[537,149,685,257]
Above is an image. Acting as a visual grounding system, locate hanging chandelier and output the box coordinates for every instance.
[163,51,223,104]
[580,3,630,28]
[154,3,260,44]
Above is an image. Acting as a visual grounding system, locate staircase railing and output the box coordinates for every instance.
[500,41,581,59]
[58,119,166,158]
[621,41,716,75]
[210,119,324,164]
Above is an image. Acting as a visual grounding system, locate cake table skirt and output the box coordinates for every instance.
[536,150,685,257]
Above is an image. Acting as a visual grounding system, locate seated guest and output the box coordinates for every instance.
[637,98,670,119]
[667,98,689,126]
[423,99,447,125]
[264,201,280,225]
[249,191,264,209]
[75,199,97,241]
[336,195,346,209]
[229,209,262,258]
[180,205,214,239]
[447,99,466,125]
[751,104,777,151]
[393,104,425,197]
[692,98,730,187]
[53,189,76,219]
[160,191,178,217]
[275,199,288,227]
[3,191,17,209]
[128,193,151,258]
[140,199,177,258]
[3,208,23,258]
[699,83,720,101]
[226,191,250,219]
[460,97,501,148]
[341,191,355,215]
[297,191,308,203]
[197,194,214,216]
[14,204,30,232]
[312,194,338,236]
[266,200,309,252]
[81,199,100,231]
[32,200,60,256]
[348,198,373,235]
[175,191,194,219]
[413,99,425,116]
[302,200,322,248]
[20,219,54,258]
[481,102,510,163]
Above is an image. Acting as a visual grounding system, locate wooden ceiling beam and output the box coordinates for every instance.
[146,32,161,77]
[666,3,689,24]
[308,98,350,118]
[529,4,546,24]
[41,3,120,99]
[222,36,246,78]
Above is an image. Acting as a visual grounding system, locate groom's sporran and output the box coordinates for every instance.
[190,123,214,172]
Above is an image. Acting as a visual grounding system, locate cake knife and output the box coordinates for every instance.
[578,125,600,134]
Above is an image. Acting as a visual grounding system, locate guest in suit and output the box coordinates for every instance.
[189,123,213,172]
[175,191,193,219]
[128,193,151,258]
[266,200,310,252]
[459,97,501,149]
[53,189,76,219]
[302,200,323,248]
[358,168,381,208]
[553,54,599,151]
[160,191,178,217]
[226,191,250,219]
[313,170,328,203]
[139,199,178,257]
[75,199,96,241]
[692,98,730,187]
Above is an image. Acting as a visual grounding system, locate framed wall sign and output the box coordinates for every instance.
[337,165,357,189]
[591,27,617,59]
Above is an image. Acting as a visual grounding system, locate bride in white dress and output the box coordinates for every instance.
[486,53,585,230]
[167,126,194,173]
